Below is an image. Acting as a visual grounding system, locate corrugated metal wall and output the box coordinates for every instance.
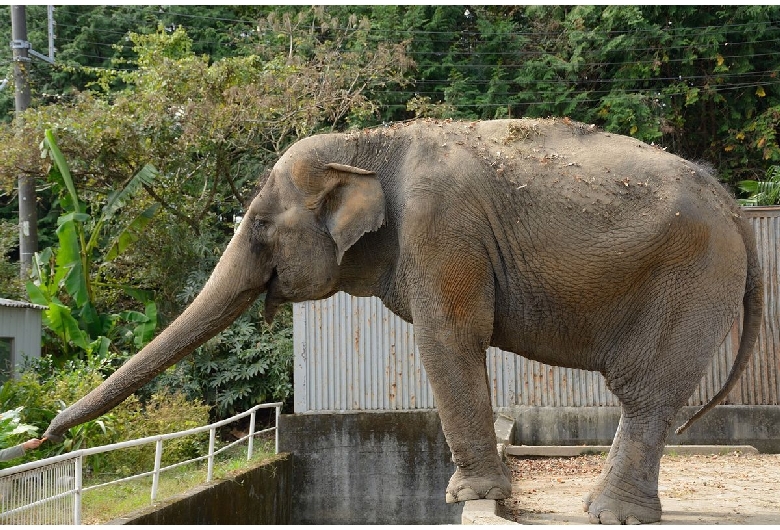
[0,301,44,380]
[293,209,780,413]
[736,208,780,405]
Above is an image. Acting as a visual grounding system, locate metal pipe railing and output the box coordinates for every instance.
[0,401,282,525]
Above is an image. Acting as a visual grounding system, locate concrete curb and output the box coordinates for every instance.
[462,499,519,525]
[494,413,515,461]
[460,415,521,525]
[505,444,759,457]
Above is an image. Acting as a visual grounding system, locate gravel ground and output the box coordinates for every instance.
[500,452,780,524]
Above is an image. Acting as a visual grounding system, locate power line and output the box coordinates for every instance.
[88,5,780,40]
[50,5,780,49]
[22,5,780,116]
[48,22,780,75]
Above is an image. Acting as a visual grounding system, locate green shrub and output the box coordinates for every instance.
[97,391,210,476]
[738,165,780,206]
[0,357,105,440]
[0,407,39,461]
[0,357,210,475]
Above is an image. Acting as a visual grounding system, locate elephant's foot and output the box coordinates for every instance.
[582,483,661,524]
[445,461,513,503]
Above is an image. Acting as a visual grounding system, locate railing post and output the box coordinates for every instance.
[74,455,82,525]
[247,408,256,461]
[151,438,163,503]
[275,404,280,454]
[207,427,216,482]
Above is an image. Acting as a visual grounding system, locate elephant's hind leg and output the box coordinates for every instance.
[584,306,738,524]
[582,408,669,524]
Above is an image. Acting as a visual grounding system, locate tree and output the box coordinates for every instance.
[0,5,268,122]
[0,10,411,414]
[26,131,158,361]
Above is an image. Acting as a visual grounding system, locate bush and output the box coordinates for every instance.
[0,356,210,475]
[97,392,210,476]
[0,407,38,463]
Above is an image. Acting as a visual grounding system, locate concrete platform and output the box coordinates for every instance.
[462,499,518,525]
[462,443,761,524]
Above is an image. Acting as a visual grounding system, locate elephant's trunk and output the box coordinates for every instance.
[44,229,267,442]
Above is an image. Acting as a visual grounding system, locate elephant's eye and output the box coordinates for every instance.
[251,217,275,238]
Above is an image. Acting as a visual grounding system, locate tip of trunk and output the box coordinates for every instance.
[42,429,65,444]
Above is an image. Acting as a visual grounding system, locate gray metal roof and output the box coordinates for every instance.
[0,298,47,310]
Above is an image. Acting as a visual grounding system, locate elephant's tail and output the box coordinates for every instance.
[675,216,763,435]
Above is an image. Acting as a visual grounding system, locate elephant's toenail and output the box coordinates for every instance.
[599,510,621,525]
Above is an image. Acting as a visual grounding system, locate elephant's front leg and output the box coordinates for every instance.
[409,253,511,503]
[415,323,511,503]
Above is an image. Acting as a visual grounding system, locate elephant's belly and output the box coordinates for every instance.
[490,315,598,371]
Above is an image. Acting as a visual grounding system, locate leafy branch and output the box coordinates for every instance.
[26,130,160,360]
[738,165,780,206]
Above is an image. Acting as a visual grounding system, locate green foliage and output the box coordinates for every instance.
[189,303,293,417]
[0,407,38,450]
[25,131,158,361]
[340,5,780,183]
[0,356,105,467]
[3,5,780,188]
[738,165,780,206]
[0,5,267,121]
[0,357,210,474]
[105,392,211,474]
[0,220,25,299]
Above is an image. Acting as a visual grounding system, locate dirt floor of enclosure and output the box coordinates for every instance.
[500,452,780,524]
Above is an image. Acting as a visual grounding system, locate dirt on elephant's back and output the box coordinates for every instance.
[500,452,780,524]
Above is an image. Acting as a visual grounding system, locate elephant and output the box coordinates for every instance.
[44,118,762,524]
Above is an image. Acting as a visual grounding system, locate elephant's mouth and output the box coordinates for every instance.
[262,268,282,324]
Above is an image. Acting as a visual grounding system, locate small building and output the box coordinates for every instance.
[0,298,45,383]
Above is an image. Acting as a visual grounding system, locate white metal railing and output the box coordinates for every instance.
[0,402,282,525]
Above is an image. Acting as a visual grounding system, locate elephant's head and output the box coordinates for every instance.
[44,141,385,441]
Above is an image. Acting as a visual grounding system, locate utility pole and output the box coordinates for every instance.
[47,5,55,61]
[10,5,37,280]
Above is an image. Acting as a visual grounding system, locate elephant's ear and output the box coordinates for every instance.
[323,163,386,264]
[293,161,386,264]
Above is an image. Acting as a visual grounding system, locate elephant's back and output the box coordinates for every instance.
[391,118,734,215]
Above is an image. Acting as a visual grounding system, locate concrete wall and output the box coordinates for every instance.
[278,410,462,524]
[110,454,292,525]
[501,405,780,454]
[279,406,779,525]
[106,405,779,525]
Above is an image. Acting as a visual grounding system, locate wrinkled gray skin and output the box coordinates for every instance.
[45,119,762,524]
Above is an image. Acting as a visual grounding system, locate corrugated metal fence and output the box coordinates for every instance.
[293,208,780,413]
